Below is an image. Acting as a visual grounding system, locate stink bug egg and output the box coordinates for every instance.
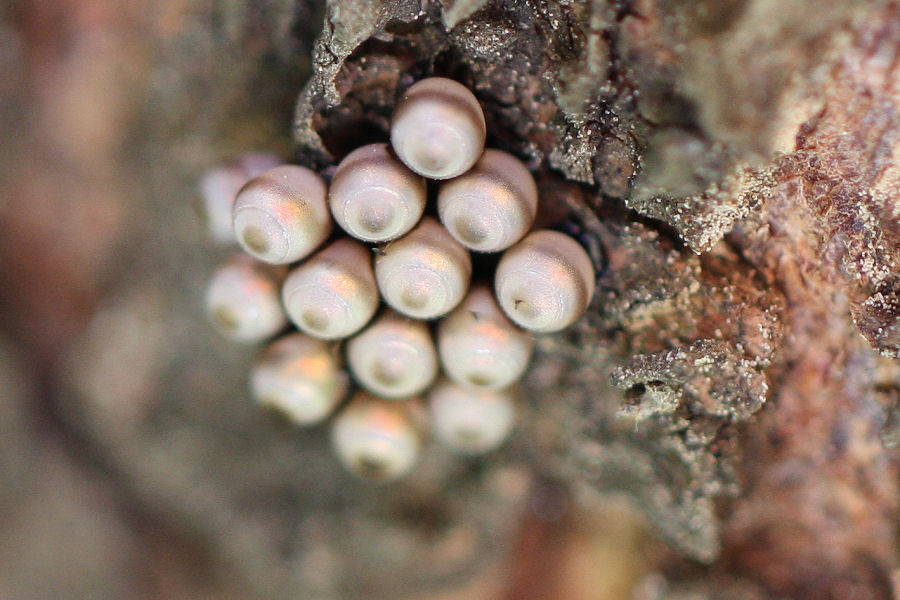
[390,77,486,180]
[375,217,472,320]
[251,333,348,425]
[281,238,379,340]
[494,230,595,333]
[232,164,331,264]
[329,143,427,243]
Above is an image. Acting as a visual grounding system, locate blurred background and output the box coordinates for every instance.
[0,1,655,598]
[0,1,300,597]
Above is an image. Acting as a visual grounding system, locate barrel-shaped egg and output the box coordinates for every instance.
[329,143,427,243]
[232,164,331,264]
[437,284,534,389]
[375,217,472,320]
[345,311,438,399]
[199,153,281,244]
[281,238,378,340]
[251,333,348,425]
[494,230,595,333]
[391,77,486,180]
[200,166,247,244]
[428,379,516,454]
[331,392,422,481]
[204,254,287,343]
[438,149,538,253]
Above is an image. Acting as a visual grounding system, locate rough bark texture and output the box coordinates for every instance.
[2,1,900,599]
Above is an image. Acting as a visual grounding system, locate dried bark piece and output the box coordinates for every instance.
[293,0,430,167]
[766,8,900,358]
[612,340,768,421]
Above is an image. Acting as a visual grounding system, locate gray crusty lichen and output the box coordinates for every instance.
[528,219,782,562]
[621,0,861,254]
[290,0,900,589]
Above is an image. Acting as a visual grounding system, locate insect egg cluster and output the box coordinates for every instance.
[201,77,596,481]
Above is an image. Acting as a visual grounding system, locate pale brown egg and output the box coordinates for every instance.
[437,284,534,389]
[494,230,595,333]
[438,149,538,253]
[204,254,287,343]
[375,217,472,320]
[232,164,331,264]
[329,143,427,242]
[427,379,516,454]
[199,153,281,244]
[282,238,378,340]
[345,311,438,399]
[331,392,422,481]
[251,333,348,425]
[391,77,486,179]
